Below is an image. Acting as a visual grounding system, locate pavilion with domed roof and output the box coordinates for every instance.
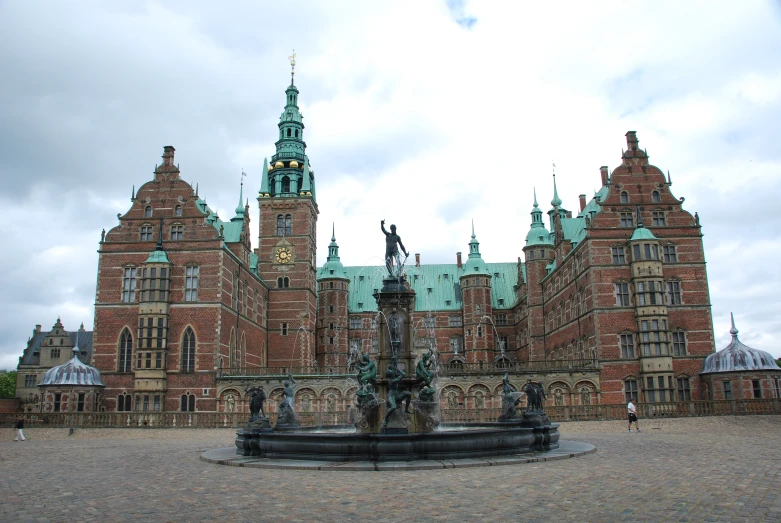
[700,314,781,401]
[38,335,105,413]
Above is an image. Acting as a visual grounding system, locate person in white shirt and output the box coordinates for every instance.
[627,398,640,432]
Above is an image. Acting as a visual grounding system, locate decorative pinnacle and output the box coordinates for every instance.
[331,222,336,242]
[533,187,538,209]
[471,219,476,239]
[551,170,562,207]
[729,312,739,337]
[288,49,296,84]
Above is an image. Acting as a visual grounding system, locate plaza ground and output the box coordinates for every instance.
[2,416,780,522]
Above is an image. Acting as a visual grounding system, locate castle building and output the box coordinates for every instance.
[19,69,721,414]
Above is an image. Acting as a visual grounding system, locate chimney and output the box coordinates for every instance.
[600,166,609,186]
[415,253,420,267]
[35,324,41,333]
[625,131,638,151]
[456,252,462,268]
[162,146,175,166]
[579,194,587,212]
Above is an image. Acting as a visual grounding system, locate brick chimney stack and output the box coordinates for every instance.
[456,252,462,268]
[415,253,420,267]
[162,146,175,166]
[626,131,638,151]
[579,194,587,212]
[600,166,609,186]
[34,324,41,333]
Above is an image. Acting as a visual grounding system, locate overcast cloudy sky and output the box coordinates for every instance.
[1,0,780,369]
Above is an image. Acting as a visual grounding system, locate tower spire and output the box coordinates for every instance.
[234,172,246,218]
[288,49,296,85]
[729,312,739,338]
[551,167,562,208]
[533,187,538,209]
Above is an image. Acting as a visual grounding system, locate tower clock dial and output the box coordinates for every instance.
[275,247,292,264]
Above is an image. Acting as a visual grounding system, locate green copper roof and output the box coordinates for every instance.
[551,175,563,207]
[525,188,553,246]
[630,226,658,241]
[331,263,520,313]
[462,222,488,276]
[317,225,348,280]
[145,249,170,264]
[250,251,259,275]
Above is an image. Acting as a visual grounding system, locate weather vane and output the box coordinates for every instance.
[289,49,296,83]
[552,160,556,179]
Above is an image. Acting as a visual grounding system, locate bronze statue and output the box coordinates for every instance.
[244,385,267,421]
[381,219,408,278]
[356,354,377,391]
[522,380,546,412]
[416,350,436,402]
[382,360,411,427]
[280,374,297,409]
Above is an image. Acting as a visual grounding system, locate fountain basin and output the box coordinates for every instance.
[235,422,558,462]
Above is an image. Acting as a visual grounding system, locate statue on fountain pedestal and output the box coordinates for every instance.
[415,350,436,402]
[355,354,378,408]
[382,359,412,428]
[381,219,408,279]
[244,385,267,422]
[498,372,524,422]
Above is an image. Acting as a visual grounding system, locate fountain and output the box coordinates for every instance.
[226,219,578,465]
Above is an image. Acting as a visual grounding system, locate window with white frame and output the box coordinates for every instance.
[170,224,183,240]
[122,267,138,302]
[615,283,630,306]
[663,245,677,263]
[652,211,666,226]
[640,319,668,356]
[185,266,199,301]
[449,315,462,327]
[612,247,626,264]
[620,212,634,227]
[666,281,682,305]
[677,377,691,401]
[349,317,361,329]
[620,333,635,358]
[672,331,687,356]
[140,225,154,241]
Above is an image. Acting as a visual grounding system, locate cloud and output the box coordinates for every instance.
[1,0,781,370]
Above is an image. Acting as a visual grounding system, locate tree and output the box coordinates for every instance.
[0,370,17,398]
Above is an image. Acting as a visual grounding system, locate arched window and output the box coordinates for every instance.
[277,277,290,288]
[281,176,291,193]
[285,214,292,235]
[229,329,237,369]
[181,394,195,412]
[286,128,291,137]
[117,393,131,412]
[295,129,299,138]
[620,191,629,204]
[276,215,285,236]
[174,205,182,217]
[182,328,196,372]
[144,206,153,218]
[119,329,133,372]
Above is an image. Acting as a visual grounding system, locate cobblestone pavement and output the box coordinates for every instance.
[2,416,780,522]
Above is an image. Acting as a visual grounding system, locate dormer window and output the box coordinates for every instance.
[144,206,153,218]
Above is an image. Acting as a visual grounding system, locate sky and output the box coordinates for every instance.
[1,0,780,369]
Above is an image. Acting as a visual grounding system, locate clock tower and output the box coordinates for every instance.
[256,56,319,367]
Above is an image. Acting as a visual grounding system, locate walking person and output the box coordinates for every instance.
[14,416,26,441]
[627,397,640,432]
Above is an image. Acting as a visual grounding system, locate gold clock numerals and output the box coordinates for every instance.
[275,247,292,264]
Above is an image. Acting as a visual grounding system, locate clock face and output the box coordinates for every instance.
[275,247,292,264]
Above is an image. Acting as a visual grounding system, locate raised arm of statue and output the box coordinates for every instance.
[381,219,389,236]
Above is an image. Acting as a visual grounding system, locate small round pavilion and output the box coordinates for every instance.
[700,313,781,400]
[39,335,105,413]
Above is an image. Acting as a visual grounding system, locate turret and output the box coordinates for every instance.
[316,225,350,366]
[459,222,493,363]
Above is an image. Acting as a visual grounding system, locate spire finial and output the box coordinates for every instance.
[551,167,562,207]
[195,183,199,197]
[471,219,475,239]
[288,49,296,85]
[729,312,739,337]
[331,222,336,242]
[235,172,246,215]
[533,187,538,208]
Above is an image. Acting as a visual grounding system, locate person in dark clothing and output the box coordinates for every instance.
[14,417,26,441]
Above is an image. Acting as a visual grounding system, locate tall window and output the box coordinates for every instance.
[672,331,687,356]
[620,334,635,358]
[122,267,137,302]
[281,323,288,336]
[611,247,626,264]
[51,347,60,358]
[53,393,61,412]
[635,281,663,306]
[677,377,691,401]
[185,266,199,301]
[25,375,36,387]
[285,214,292,235]
[666,281,682,305]
[140,267,169,302]
[620,213,634,227]
[182,328,195,372]
[752,380,762,399]
[652,190,660,203]
[117,394,132,412]
[119,329,133,372]
[723,381,733,400]
[620,191,630,203]
[281,176,291,193]
[615,283,630,306]
[144,206,153,218]
[663,245,677,263]
[170,225,183,240]
[140,225,154,241]
[652,211,666,226]
[181,394,195,412]
[277,277,290,288]
[640,319,668,356]
[77,393,85,412]
[276,215,285,236]
[449,336,463,354]
[624,379,638,403]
